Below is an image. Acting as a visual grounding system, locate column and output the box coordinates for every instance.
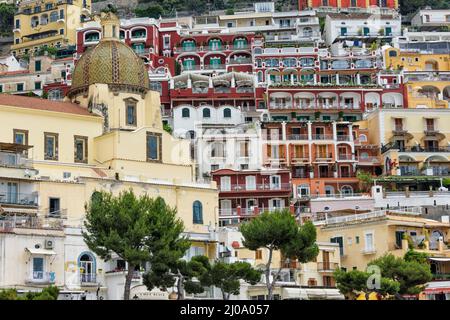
[335,74,340,85]
[187,77,192,89]
[170,78,174,89]
[231,74,236,88]
[356,74,361,85]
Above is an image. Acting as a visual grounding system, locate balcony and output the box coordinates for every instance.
[312,134,334,140]
[80,273,98,286]
[337,154,354,161]
[336,135,351,142]
[317,262,339,272]
[0,214,64,231]
[228,58,252,65]
[219,183,291,192]
[0,151,32,168]
[27,271,56,284]
[0,192,38,207]
[356,156,380,164]
[289,134,308,140]
[204,64,226,71]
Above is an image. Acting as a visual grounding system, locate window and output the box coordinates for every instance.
[49,197,60,216]
[223,108,231,118]
[126,103,137,126]
[44,132,58,160]
[50,11,58,22]
[17,83,24,92]
[270,175,281,190]
[298,184,310,197]
[255,250,262,260]
[211,142,225,158]
[220,176,231,191]
[365,232,374,251]
[33,257,44,280]
[59,9,64,19]
[146,132,162,162]
[163,35,170,49]
[193,201,203,224]
[13,129,28,146]
[355,236,360,244]
[74,135,88,163]
[34,81,41,90]
[245,176,256,190]
[0,85,2,93]
[202,108,211,118]
[59,29,64,35]
[15,19,20,29]
[182,108,190,118]
[239,141,249,157]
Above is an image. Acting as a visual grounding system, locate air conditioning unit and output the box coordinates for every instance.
[45,239,54,249]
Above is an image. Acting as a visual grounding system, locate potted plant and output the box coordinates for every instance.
[314,111,321,120]
[338,111,344,121]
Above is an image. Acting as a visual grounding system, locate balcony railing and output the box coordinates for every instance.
[356,156,380,163]
[312,134,334,140]
[0,214,64,231]
[336,135,351,141]
[337,154,354,160]
[0,151,32,168]
[204,64,226,70]
[27,272,56,284]
[80,273,97,284]
[317,262,339,271]
[219,183,291,192]
[0,192,37,206]
[289,134,308,140]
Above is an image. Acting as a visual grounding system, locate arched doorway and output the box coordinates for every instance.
[79,252,96,283]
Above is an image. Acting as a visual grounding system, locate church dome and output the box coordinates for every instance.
[70,39,149,96]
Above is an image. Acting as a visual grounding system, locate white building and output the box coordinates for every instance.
[410,8,450,30]
[195,123,263,181]
[324,13,401,47]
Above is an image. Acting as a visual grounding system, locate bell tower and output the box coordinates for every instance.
[99,10,120,40]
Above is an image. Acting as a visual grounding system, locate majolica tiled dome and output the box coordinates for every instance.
[70,39,149,93]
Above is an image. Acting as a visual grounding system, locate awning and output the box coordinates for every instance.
[424,287,450,294]
[281,287,308,300]
[25,247,56,255]
[0,142,33,152]
[429,257,450,262]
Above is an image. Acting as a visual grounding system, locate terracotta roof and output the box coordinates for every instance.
[0,94,97,117]
[0,70,29,76]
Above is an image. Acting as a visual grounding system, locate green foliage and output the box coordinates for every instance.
[240,210,318,299]
[404,250,428,265]
[225,8,234,15]
[0,286,59,300]
[399,0,449,15]
[163,123,173,134]
[369,253,432,295]
[356,171,373,192]
[200,261,262,299]
[143,255,208,298]
[314,111,321,120]
[333,269,399,299]
[135,4,164,18]
[83,190,188,299]
[101,4,118,14]
[0,3,15,35]
[443,177,450,188]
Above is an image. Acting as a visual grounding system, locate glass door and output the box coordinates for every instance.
[7,182,18,204]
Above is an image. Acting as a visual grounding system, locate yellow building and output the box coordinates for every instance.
[315,208,450,271]
[366,108,450,179]
[0,12,218,296]
[384,47,450,109]
[385,47,450,72]
[11,0,91,56]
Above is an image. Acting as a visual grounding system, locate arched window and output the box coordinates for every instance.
[182,108,190,118]
[78,252,96,283]
[202,108,211,118]
[193,201,203,224]
[358,134,367,142]
[341,185,353,196]
[223,108,231,118]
